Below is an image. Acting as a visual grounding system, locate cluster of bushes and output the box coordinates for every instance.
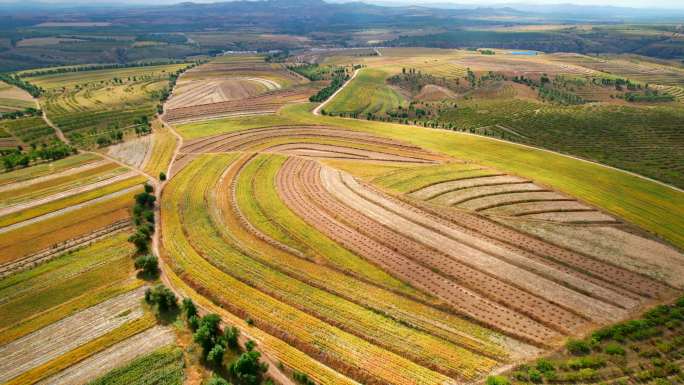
[388,67,461,94]
[181,299,272,385]
[1,142,76,171]
[145,284,178,316]
[0,107,41,120]
[133,116,152,135]
[96,130,123,147]
[128,183,156,254]
[288,64,328,81]
[623,90,675,103]
[479,49,496,55]
[309,73,349,103]
[0,73,42,97]
[538,86,586,105]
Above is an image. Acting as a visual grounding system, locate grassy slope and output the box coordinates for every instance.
[283,103,684,250]
[325,68,405,115]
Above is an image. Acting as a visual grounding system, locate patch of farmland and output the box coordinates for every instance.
[106,135,152,169]
[0,116,58,145]
[324,68,406,116]
[0,187,138,264]
[166,77,280,109]
[162,155,466,385]
[40,327,177,385]
[0,233,137,344]
[0,287,146,383]
[496,217,684,288]
[0,174,145,228]
[0,162,129,209]
[0,80,36,111]
[163,86,317,124]
[23,63,191,147]
[282,160,669,339]
[142,126,177,177]
[0,153,100,186]
[174,154,506,381]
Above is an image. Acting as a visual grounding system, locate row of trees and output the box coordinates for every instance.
[0,73,42,97]
[128,183,156,254]
[17,60,188,78]
[309,73,349,102]
[2,142,76,171]
[0,107,41,121]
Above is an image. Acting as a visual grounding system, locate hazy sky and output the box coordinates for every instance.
[1,0,683,10]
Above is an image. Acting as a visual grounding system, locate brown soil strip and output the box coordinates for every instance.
[475,197,579,213]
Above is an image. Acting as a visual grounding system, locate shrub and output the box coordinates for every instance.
[134,254,159,277]
[605,342,626,356]
[528,368,543,383]
[144,284,178,314]
[567,339,591,355]
[159,172,167,181]
[205,376,230,385]
[485,376,509,385]
[537,358,555,373]
[207,343,225,366]
[182,298,198,319]
[228,350,268,385]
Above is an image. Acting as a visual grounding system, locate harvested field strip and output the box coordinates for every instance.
[463,193,576,212]
[162,155,461,385]
[320,159,412,180]
[278,157,563,344]
[165,88,313,122]
[260,141,437,163]
[372,162,490,193]
[181,125,432,156]
[182,155,499,380]
[0,190,136,263]
[220,154,509,360]
[0,232,133,306]
[0,163,128,208]
[106,136,152,169]
[43,328,177,385]
[481,201,596,215]
[162,266,360,385]
[0,280,141,347]
[411,199,673,298]
[242,153,425,298]
[411,175,529,200]
[0,153,101,187]
[143,127,177,177]
[305,159,636,323]
[0,287,147,383]
[331,169,638,322]
[0,237,136,331]
[0,176,145,227]
[522,211,619,223]
[0,160,110,193]
[5,313,156,385]
[431,183,548,206]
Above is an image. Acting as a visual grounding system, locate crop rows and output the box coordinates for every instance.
[161,154,464,385]
[0,116,58,145]
[0,153,100,186]
[164,87,314,123]
[224,153,509,360]
[0,188,137,263]
[0,287,146,383]
[278,157,609,343]
[180,154,503,380]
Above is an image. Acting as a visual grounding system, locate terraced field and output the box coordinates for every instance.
[324,68,406,116]
[151,54,684,385]
[163,56,315,124]
[21,63,191,147]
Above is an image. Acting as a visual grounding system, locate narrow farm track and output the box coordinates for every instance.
[0,287,146,383]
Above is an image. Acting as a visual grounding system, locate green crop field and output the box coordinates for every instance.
[325,68,406,116]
